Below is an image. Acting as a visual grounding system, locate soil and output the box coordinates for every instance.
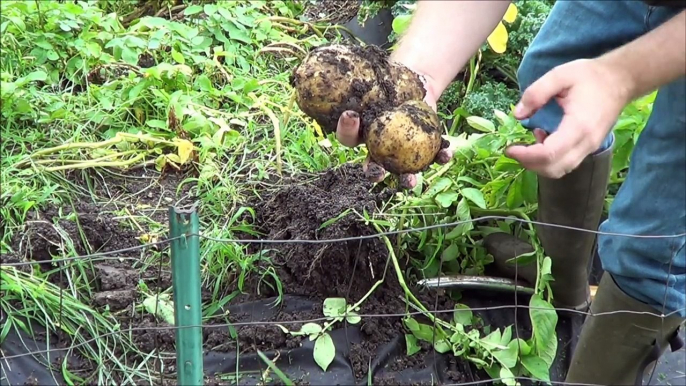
[302,0,361,24]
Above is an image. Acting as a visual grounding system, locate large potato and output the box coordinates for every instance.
[364,100,443,175]
[290,44,380,134]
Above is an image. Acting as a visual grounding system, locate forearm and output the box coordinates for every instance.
[391,0,512,97]
[598,9,686,102]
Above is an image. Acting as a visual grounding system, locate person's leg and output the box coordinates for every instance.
[483,0,650,311]
[566,4,686,382]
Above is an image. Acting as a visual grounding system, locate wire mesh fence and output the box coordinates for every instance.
[1,207,684,386]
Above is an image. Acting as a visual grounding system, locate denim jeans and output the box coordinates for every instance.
[517,1,686,317]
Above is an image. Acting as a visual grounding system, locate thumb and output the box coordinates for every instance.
[515,66,573,119]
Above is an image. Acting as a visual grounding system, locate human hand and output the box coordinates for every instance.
[335,73,454,189]
[506,58,632,179]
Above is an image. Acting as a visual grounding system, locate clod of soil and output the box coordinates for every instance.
[290,43,448,175]
[249,162,396,301]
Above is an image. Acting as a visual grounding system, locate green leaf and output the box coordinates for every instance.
[433,339,451,353]
[435,191,459,208]
[540,256,552,277]
[297,323,322,335]
[466,116,496,133]
[445,198,473,239]
[513,338,532,356]
[505,249,537,267]
[171,48,185,64]
[529,294,558,367]
[146,120,167,129]
[142,294,175,325]
[22,70,48,85]
[461,188,487,209]
[313,333,336,371]
[424,177,452,197]
[500,325,513,345]
[506,174,524,209]
[453,304,472,326]
[404,319,436,342]
[404,317,419,332]
[499,366,517,386]
[522,355,551,382]
[494,155,522,172]
[521,170,538,204]
[441,243,460,262]
[405,334,421,356]
[204,4,218,15]
[345,311,361,324]
[456,176,484,188]
[496,339,520,369]
[185,5,204,15]
[391,14,412,35]
[323,298,346,317]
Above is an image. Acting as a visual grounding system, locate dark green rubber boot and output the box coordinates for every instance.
[483,143,613,311]
[566,272,685,385]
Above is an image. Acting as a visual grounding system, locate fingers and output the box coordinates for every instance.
[336,111,361,147]
[362,154,386,183]
[515,67,573,120]
[532,128,548,144]
[434,148,453,165]
[399,173,418,189]
[505,116,587,178]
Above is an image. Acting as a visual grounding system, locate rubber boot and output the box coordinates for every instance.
[483,142,613,311]
[566,272,685,385]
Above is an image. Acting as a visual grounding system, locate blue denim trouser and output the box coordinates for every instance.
[517,1,686,317]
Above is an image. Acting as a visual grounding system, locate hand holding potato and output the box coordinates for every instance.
[290,43,453,190]
[336,84,453,189]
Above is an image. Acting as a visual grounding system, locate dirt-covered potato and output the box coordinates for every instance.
[290,44,374,134]
[291,43,445,178]
[364,100,443,175]
[290,43,427,134]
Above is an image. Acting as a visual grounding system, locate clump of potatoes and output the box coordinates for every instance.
[290,43,448,176]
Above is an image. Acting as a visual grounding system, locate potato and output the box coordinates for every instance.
[291,43,444,178]
[290,43,428,134]
[364,100,443,175]
[290,44,376,134]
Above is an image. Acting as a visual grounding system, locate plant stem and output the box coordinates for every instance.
[372,223,446,337]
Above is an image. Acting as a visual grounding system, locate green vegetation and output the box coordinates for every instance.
[1,1,653,385]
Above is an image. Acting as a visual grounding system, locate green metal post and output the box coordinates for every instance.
[169,205,203,385]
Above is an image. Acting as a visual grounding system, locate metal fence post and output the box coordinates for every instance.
[169,205,203,385]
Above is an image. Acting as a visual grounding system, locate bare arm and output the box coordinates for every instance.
[598,9,686,103]
[391,0,512,97]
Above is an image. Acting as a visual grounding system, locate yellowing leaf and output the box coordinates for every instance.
[487,22,508,54]
[312,120,324,139]
[503,3,518,23]
[175,139,194,164]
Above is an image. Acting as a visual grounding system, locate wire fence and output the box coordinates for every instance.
[1,209,684,386]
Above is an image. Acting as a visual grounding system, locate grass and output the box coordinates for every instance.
[0,1,656,385]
